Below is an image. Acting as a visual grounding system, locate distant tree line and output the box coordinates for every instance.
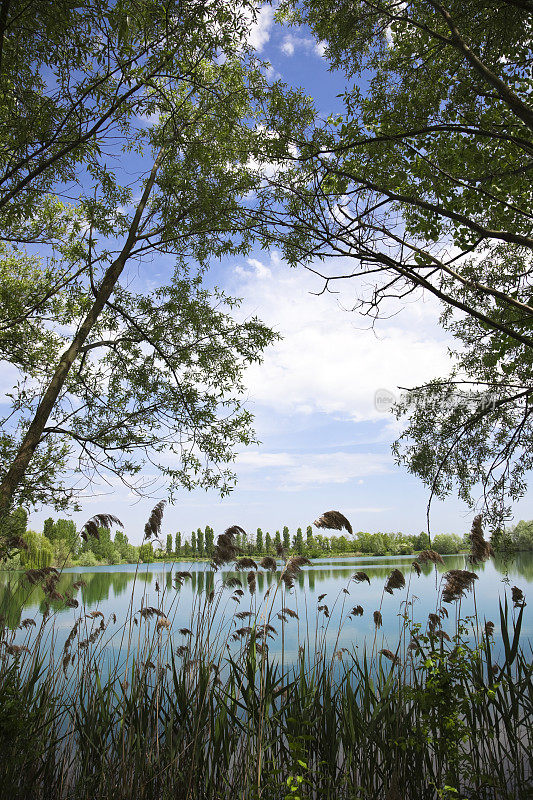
[491,520,533,554]
[2,512,532,571]
[165,525,468,559]
[0,511,139,569]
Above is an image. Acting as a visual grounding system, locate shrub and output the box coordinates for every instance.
[75,551,100,567]
[431,534,463,555]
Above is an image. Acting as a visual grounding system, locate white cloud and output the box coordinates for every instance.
[235,257,272,280]
[281,38,295,56]
[280,34,324,58]
[244,153,280,182]
[136,111,161,128]
[247,5,275,52]
[239,451,295,468]
[264,61,282,82]
[233,253,453,423]
[236,449,392,490]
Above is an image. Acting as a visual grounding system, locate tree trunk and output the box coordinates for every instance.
[0,150,163,522]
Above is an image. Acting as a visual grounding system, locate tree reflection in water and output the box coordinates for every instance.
[0,554,531,659]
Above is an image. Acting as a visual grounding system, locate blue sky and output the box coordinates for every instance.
[24,6,533,543]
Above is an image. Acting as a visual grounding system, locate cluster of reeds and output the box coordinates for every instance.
[469,514,494,565]
[0,509,531,800]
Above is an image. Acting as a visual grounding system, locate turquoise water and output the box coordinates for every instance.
[1,552,531,663]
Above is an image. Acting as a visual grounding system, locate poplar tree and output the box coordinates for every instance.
[306,525,313,548]
[205,526,214,557]
[197,528,204,557]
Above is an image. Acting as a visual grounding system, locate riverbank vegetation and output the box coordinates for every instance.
[2,507,533,571]
[2,505,533,572]
[0,511,531,799]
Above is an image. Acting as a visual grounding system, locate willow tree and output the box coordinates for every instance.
[256,0,533,527]
[0,0,310,550]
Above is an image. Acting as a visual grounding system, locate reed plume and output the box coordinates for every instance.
[260,556,277,571]
[80,512,123,541]
[5,644,30,655]
[257,624,277,639]
[281,555,311,590]
[441,569,478,603]
[373,611,383,628]
[212,527,242,567]
[384,569,405,595]
[247,571,256,594]
[224,577,242,589]
[352,571,370,585]
[511,586,526,608]
[24,566,59,585]
[313,510,353,536]
[224,525,247,538]
[287,555,311,572]
[275,541,286,557]
[416,550,444,565]
[139,607,166,619]
[143,501,165,540]
[350,605,364,617]
[280,607,298,619]
[428,613,440,632]
[469,514,493,565]
[236,557,258,570]
[232,626,252,640]
[379,649,399,664]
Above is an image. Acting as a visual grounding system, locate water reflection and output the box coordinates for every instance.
[1,554,531,655]
[0,568,152,629]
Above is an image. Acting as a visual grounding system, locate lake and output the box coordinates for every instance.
[1,552,531,665]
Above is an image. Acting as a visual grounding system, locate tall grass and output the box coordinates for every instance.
[0,520,531,799]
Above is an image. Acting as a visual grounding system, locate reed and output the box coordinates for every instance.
[0,512,531,800]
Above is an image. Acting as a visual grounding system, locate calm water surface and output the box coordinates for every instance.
[1,553,531,663]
